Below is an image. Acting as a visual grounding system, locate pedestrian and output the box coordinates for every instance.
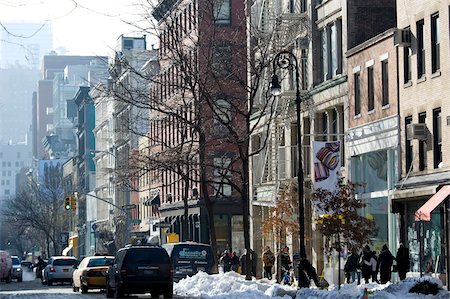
[378,244,395,283]
[298,257,321,288]
[277,245,292,283]
[396,243,410,280]
[371,249,379,283]
[220,249,232,272]
[231,252,240,272]
[262,246,275,280]
[239,249,247,275]
[344,247,359,284]
[250,249,258,278]
[361,245,378,283]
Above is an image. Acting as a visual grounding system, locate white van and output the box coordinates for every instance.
[0,250,13,283]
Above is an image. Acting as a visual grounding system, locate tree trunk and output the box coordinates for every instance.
[182,174,189,241]
[199,132,218,263]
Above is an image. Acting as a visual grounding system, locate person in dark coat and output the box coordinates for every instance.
[230,252,240,272]
[250,249,258,277]
[361,245,377,283]
[344,247,360,283]
[277,246,292,283]
[378,244,395,283]
[262,246,275,280]
[220,249,232,272]
[396,243,410,280]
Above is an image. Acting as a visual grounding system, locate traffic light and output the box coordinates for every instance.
[70,195,77,210]
[64,196,71,210]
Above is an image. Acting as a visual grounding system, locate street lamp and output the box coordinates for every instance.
[271,50,310,287]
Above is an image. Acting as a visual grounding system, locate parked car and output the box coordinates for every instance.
[162,242,216,282]
[11,256,22,282]
[41,256,77,286]
[20,260,33,272]
[0,250,12,283]
[72,255,113,293]
[106,244,173,298]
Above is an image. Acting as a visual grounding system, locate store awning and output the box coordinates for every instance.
[415,185,450,221]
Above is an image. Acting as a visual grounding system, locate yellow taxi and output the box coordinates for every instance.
[72,255,113,293]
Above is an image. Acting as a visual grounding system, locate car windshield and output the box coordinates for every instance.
[87,257,113,267]
[53,258,77,266]
[12,257,20,265]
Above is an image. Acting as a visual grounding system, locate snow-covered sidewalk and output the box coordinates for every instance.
[174,271,450,299]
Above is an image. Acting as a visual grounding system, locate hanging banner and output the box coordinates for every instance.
[312,140,341,192]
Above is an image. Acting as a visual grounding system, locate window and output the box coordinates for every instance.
[320,29,327,81]
[213,98,232,129]
[403,27,412,83]
[431,13,440,73]
[213,0,230,25]
[367,66,374,111]
[405,116,413,172]
[212,45,232,77]
[213,157,232,197]
[418,112,427,171]
[417,19,425,78]
[433,108,442,168]
[319,20,342,83]
[354,72,361,115]
[381,60,389,106]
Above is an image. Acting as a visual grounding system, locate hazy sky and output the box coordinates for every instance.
[0,0,154,56]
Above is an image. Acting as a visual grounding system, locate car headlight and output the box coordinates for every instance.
[16,268,22,272]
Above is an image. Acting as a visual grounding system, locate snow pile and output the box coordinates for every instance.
[175,272,450,299]
[174,271,297,299]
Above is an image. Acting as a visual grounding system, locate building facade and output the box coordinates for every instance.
[151,0,248,253]
[392,1,450,285]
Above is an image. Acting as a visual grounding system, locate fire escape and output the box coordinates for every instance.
[253,0,310,206]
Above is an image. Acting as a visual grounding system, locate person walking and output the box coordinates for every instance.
[396,243,410,280]
[361,245,378,283]
[370,249,379,283]
[262,246,275,280]
[344,247,360,284]
[378,244,395,284]
[277,246,292,283]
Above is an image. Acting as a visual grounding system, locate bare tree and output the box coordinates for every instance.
[102,0,279,281]
[3,171,67,257]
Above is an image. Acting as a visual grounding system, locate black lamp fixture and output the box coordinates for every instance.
[271,50,310,288]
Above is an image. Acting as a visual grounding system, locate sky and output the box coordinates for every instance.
[0,0,156,56]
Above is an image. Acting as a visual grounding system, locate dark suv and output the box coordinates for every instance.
[105,245,173,298]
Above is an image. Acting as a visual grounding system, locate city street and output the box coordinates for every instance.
[0,271,184,299]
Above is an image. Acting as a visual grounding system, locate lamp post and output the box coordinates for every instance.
[271,50,309,287]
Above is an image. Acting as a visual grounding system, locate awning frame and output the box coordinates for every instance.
[415,185,450,221]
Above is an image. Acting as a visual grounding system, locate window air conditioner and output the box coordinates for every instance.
[394,29,411,47]
[406,123,427,141]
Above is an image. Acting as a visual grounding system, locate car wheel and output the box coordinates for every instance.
[163,286,173,298]
[114,286,124,298]
[72,281,79,292]
[18,276,23,282]
[106,284,114,298]
[47,279,53,286]
[5,271,11,283]
[81,284,88,293]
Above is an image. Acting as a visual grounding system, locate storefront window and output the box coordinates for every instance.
[351,149,390,193]
[406,204,444,273]
[214,214,229,252]
[231,215,245,256]
[363,196,388,250]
